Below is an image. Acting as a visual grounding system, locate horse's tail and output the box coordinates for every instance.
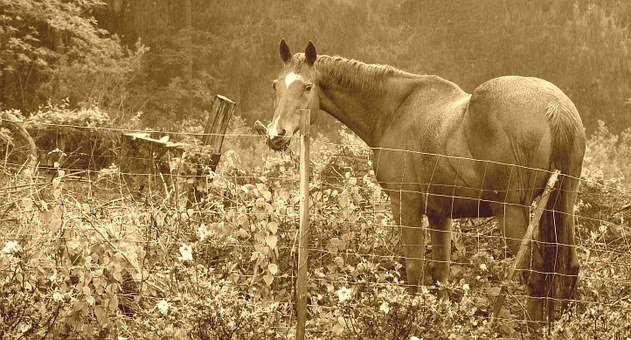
[540,100,585,319]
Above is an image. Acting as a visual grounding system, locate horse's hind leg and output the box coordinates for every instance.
[494,204,546,323]
[390,194,425,288]
[428,215,451,284]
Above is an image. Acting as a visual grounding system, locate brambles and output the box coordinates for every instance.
[0,116,630,338]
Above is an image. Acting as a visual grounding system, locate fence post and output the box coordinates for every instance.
[296,109,311,340]
[203,94,236,159]
[189,94,236,204]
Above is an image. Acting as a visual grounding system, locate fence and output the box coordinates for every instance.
[0,111,630,339]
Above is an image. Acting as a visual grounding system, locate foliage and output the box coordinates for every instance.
[0,0,143,116]
[583,120,631,183]
[399,0,631,131]
[1,116,630,338]
[4,1,630,133]
[18,104,120,170]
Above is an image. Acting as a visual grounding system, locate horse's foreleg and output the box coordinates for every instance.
[428,215,451,284]
[391,195,425,288]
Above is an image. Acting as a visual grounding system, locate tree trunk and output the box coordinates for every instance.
[184,0,193,116]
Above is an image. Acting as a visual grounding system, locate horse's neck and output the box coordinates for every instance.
[315,57,461,146]
[318,81,410,145]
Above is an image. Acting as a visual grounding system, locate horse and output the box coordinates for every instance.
[258,39,585,323]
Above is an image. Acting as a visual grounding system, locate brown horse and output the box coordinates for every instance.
[260,40,585,322]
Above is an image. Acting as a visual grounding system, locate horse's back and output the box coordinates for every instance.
[465,76,584,170]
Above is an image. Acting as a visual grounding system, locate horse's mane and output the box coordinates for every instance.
[291,53,418,94]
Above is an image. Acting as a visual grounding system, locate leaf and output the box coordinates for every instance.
[86,295,95,306]
[109,295,119,312]
[487,287,501,296]
[237,228,250,239]
[267,221,279,234]
[236,213,249,227]
[268,263,278,275]
[112,270,123,283]
[94,305,107,326]
[263,273,274,286]
[131,270,142,282]
[265,235,278,249]
[263,190,272,201]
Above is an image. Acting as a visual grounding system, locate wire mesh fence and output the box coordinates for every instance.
[0,120,630,339]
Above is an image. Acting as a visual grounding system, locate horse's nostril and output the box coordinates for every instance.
[278,128,286,136]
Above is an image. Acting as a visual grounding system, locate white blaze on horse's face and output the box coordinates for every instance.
[268,70,317,150]
[284,72,302,88]
[268,72,303,139]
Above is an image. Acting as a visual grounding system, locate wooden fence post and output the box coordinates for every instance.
[296,109,311,340]
[189,94,236,204]
[492,170,561,318]
[203,94,236,164]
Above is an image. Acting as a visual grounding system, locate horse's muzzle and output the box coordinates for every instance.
[267,136,291,151]
[254,120,291,151]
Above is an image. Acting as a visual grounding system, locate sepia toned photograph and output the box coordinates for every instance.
[1,1,630,338]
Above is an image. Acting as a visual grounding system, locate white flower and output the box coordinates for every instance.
[2,240,20,254]
[179,244,193,262]
[410,336,422,340]
[379,301,390,314]
[197,224,208,241]
[462,283,470,292]
[479,263,487,271]
[336,287,352,303]
[157,299,170,315]
[52,291,63,302]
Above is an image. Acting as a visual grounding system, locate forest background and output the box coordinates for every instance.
[2,0,630,135]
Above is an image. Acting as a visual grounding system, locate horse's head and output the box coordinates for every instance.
[256,40,320,151]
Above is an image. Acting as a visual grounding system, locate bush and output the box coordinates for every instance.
[0,113,630,338]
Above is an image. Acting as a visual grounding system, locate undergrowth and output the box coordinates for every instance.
[0,108,630,339]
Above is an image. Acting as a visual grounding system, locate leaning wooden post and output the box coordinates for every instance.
[492,170,561,318]
[189,94,236,204]
[296,108,311,340]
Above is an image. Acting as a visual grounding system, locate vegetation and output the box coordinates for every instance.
[1,108,630,338]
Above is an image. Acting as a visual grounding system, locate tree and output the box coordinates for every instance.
[399,0,631,131]
[0,0,135,115]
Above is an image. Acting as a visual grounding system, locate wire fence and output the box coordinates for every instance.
[1,121,630,339]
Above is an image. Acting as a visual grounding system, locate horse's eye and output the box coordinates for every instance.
[305,83,313,91]
[272,80,278,90]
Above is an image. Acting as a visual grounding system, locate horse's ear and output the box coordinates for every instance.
[279,39,291,63]
[305,41,317,65]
